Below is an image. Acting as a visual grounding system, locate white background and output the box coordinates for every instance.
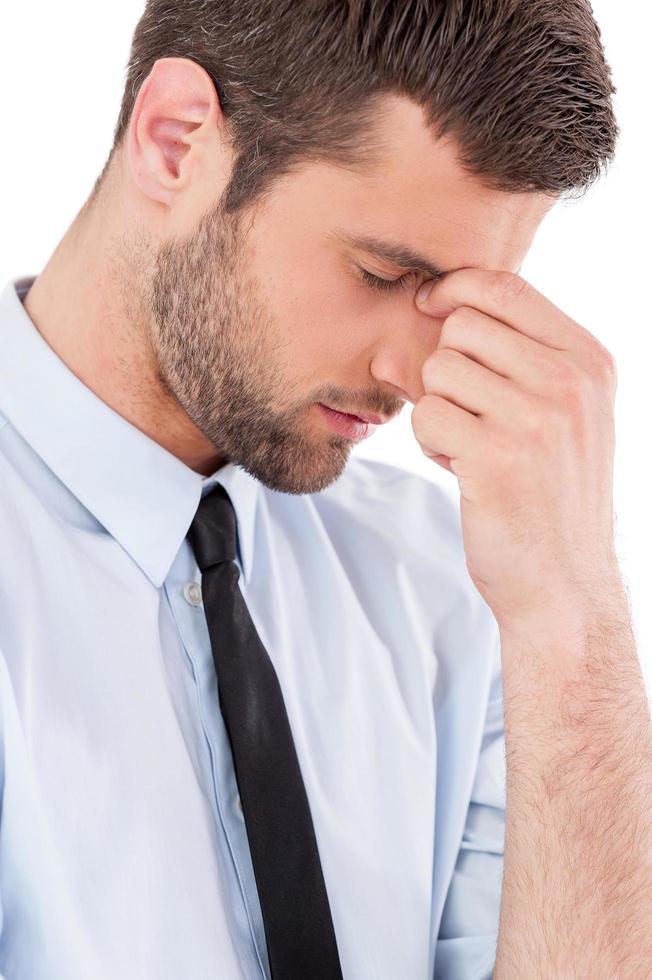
[1,2,650,693]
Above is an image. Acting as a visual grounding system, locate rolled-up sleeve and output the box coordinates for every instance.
[434,664,506,979]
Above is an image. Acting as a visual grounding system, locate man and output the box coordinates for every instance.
[1,1,650,978]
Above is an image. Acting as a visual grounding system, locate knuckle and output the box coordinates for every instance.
[519,395,549,438]
[594,345,618,384]
[421,354,437,389]
[435,347,464,367]
[556,362,593,403]
[487,270,532,304]
[577,340,617,388]
[444,305,475,331]
[440,307,472,348]
[520,395,576,451]
[412,393,441,431]
[421,347,460,388]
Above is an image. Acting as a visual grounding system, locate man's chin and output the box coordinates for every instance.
[240,438,352,496]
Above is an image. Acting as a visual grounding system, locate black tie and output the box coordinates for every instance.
[187,484,344,980]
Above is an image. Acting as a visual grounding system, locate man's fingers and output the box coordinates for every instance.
[416,267,592,353]
[435,304,577,395]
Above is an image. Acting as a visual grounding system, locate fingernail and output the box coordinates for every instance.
[417,280,434,304]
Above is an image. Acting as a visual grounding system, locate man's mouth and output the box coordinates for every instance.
[321,405,385,425]
[317,404,380,441]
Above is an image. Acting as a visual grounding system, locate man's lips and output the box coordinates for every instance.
[321,405,386,425]
[317,404,377,441]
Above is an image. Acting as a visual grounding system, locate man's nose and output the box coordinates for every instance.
[369,307,444,406]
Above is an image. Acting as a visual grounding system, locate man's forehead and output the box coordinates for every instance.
[326,98,556,270]
[305,168,551,279]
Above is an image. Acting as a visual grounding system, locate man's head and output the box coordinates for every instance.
[92,0,617,493]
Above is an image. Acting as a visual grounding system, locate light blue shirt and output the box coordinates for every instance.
[0,274,506,980]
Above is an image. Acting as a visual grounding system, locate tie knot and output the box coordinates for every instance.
[188,484,238,572]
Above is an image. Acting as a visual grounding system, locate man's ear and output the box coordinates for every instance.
[127,57,227,207]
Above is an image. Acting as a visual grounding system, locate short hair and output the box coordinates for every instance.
[104,0,619,213]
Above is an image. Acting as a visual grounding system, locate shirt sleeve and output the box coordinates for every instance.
[433,656,506,980]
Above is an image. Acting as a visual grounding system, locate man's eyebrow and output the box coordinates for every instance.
[333,230,454,281]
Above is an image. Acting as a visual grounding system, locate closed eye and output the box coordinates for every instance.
[359,267,415,293]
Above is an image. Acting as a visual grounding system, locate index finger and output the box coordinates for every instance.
[415,267,583,352]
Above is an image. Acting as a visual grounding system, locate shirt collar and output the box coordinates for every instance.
[0,275,259,588]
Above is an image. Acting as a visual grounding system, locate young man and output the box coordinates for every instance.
[1,2,650,978]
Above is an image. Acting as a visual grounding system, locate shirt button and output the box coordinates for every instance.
[183,581,203,607]
[236,794,243,814]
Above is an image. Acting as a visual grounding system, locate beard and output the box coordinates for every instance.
[143,197,353,495]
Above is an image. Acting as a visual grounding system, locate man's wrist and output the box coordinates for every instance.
[495,570,632,666]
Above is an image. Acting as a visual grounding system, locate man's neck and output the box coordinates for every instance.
[22,189,225,477]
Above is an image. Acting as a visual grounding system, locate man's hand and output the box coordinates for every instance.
[412,268,623,632]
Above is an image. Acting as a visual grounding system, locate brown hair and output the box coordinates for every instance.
[105,0,618,213]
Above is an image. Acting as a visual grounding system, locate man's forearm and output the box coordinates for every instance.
[493,587,652,978]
